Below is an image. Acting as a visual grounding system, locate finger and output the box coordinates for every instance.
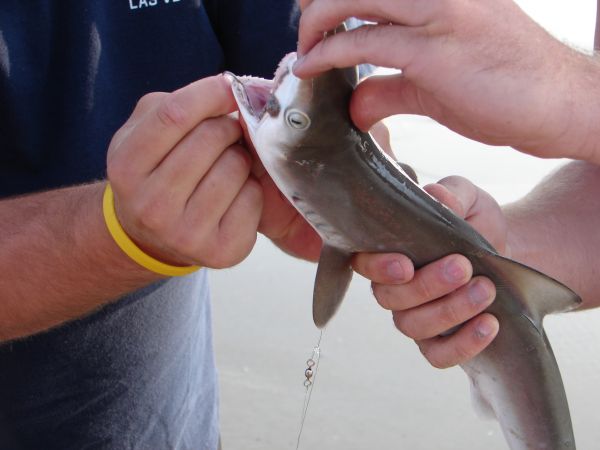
[350,74,427,131]
[392,276,496,340]
[415,313,499,369]
[436,176,507,252]
[298,0,436,55]
[256,173,297,238]
[352,253,414,285]
[185,144,252,230]
[423,183,469,219]
[435,177,478,216]
[370,121,394,157]
[148,116,243,204]
[372,254,472,311]
[298,0,313,11]
[212,178,263,268]
[116,75,237,177]
[295,25,426,79]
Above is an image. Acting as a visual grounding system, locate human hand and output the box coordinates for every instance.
[352,177,506,368]
[295,0,594,160]
[107,75,262,269]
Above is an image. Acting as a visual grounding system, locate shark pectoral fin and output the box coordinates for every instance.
[312,245,354,329]
[482,254,582,330]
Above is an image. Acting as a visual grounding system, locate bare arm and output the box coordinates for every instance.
[0,183,157,341]
[506,161,600,308]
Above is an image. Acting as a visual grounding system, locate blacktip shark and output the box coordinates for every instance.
[228,31,581,450]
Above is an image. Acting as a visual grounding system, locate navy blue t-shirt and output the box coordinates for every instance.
[0,1,298,449]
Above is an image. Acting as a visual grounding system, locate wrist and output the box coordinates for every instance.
[103,183,200,276]
[81,183,163,282]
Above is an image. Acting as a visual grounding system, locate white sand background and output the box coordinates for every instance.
[211,2,600,449]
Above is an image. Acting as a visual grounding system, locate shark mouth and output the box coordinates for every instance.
[228,74,273,120]
[227,52,297,130]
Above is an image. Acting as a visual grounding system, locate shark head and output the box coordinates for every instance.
[228,52,358,163]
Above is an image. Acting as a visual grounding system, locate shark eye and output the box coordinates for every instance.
[285,109,311,130]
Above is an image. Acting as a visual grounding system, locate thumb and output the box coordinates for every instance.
[350,74,427,131]
[298,0,312,11]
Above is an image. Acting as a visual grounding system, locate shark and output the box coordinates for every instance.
[228,36,580,449]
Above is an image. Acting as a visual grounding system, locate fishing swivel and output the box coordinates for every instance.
[303,359,316,388]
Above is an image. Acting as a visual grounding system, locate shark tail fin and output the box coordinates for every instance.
[481,253,581,330]
[312,245,354,329]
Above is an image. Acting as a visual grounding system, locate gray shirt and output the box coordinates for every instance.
[0,271,219,450]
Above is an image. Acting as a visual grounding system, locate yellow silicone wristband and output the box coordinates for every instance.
[102,183,200,277]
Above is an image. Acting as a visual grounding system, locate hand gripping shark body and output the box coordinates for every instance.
[229,47,580,449]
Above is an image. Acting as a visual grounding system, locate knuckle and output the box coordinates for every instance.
[452,340,473,364]
[439,301,461,328]
[168,230,197,259]
[430,356,451,370]
[371,283,389,309]
[106,160,135,195]
[349,25,378,61]
[196,118,240,149]
[375,286,398,312]
[351,25,371,48]
[136,92,166,113]
[211,234,257,269]
[223,146,252,177]
[357,254,375,278]
[155,93,188,129]
[414,273,434,301]
[392,312,416,338]
[132,196,169,233]
[419,344,452,370]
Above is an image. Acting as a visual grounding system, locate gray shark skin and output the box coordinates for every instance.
[229,46,581,450]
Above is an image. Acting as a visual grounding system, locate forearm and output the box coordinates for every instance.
[504,161,600,308]
[548,52,600,165]
[0,182,159,341]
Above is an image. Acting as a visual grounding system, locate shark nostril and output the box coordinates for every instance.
[266,94,280,117]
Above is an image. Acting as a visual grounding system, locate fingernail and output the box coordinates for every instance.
[475,321,495,339]
[468,280,491,305]
[292,56,305,73]
[443,258,466,283]
[386,260,405,281]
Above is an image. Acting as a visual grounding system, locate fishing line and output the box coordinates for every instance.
[295,330,324,450]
